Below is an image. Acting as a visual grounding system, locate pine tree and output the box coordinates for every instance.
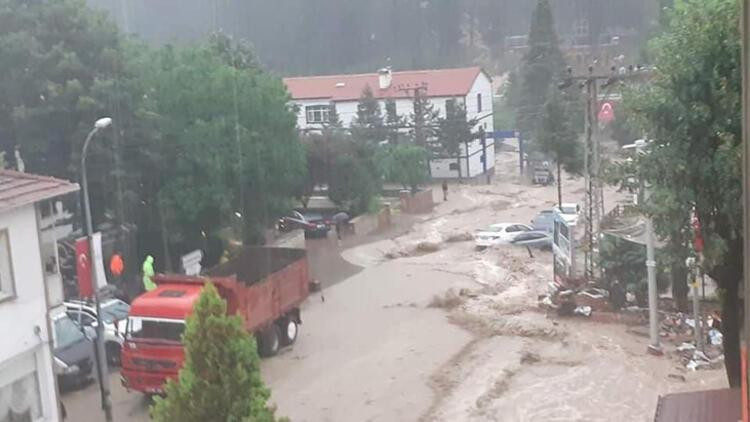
[384,99,405,145]
[435,100,477,179]
[517,0,566,137]
[327,102,343,128]
[410,88,440,147]
[151,283,281,422]
[351,86,385,144]
[536,89,582,206]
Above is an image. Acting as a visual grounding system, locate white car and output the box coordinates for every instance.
[64,298,130,365]
[475,223,533,248]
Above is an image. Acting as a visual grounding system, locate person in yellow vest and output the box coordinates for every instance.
[142,255,156,291]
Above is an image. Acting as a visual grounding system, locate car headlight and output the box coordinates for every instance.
[53,357,79,375]
[64,364,80,374]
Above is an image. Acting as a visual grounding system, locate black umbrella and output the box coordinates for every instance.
[332,212,350,222]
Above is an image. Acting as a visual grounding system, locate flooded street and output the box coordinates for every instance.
[63,144,727,422]
[263,145,728,422]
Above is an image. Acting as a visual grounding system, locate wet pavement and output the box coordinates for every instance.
[60,219,416,422]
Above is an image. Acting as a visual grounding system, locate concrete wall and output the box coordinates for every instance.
[399,189,435,214]
[0,204,60,421]
[350,205,391,235]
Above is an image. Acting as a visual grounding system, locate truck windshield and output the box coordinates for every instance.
[126,317,185,343]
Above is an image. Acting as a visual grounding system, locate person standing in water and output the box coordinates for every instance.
[442,180,448,201]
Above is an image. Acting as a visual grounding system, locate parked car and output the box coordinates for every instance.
[51,307,96,390]
[531,209,555,233]
[65,298,130,365]
[556,202,580,225]
[475,223,532,249]
[510,230,552,249]
[278,210,330,238]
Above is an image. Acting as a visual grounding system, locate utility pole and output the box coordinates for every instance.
[740,0,750,417]
[560,65,650,280]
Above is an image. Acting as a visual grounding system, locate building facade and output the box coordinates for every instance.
[284,66,495,179]
[0,170,79,422]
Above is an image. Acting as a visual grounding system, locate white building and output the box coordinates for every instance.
[0,170,79,422]
[284,66,495,179]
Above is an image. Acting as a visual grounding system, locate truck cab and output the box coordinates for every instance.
[121,246,310,395]
[120,284,200,394]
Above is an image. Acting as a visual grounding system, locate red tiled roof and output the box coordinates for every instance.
[283,67,484,102]
[0,170,79,214]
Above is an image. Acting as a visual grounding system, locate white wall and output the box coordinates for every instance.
[430,138,495,179]
[294,95,460,130]
[0,204,60,421]
[464,72,495,134]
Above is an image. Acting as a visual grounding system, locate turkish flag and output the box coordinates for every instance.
[692,210,704,253]
[75,237,93,298]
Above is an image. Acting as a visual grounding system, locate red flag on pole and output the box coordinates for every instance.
[75,237,93,298]
[692,209,704,253]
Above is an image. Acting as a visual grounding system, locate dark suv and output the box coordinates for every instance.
[52,309,96,390]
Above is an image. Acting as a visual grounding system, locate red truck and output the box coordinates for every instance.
[120,246,310,395]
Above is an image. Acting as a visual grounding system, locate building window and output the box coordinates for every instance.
[476,93,482,113]
[0,230,15,301]
[449,162,459,171]
[0,370,42,421]
[305,105,330,124]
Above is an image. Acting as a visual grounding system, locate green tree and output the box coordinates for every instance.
[384,99,405,145]
[151,283,280,422]
[380,144,430,193]
[328,150,380,215]
[328,102,343,128]
[144,38,306,248]
[516,0,566,137]
[624,0,742,385]
[351,86,385,144]
[536,89,582,206]
[410,88,440,147]
[435,100,477,179]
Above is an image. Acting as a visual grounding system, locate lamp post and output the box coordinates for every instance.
[81,117,114,422]
[623,139,661,354]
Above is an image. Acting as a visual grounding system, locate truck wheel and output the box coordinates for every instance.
[258,325,280,357]
[279,318,298,346]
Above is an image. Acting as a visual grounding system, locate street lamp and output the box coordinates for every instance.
[622,139,661,355]
[81,116,114,422]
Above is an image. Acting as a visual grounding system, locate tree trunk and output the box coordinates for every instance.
[710,243,743,387]
[671,261,689,312]
[722,276,741,387]
[457,156,462,180]
[556,160,562,207]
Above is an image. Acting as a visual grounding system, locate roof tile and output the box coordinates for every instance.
[0,170,79,214]
[284,67,483,102]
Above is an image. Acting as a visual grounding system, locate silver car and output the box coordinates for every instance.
[64,298,129,365]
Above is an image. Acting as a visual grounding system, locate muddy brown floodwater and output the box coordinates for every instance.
[263,144,728,422]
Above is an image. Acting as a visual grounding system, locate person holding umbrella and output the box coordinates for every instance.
[332,211,350,242]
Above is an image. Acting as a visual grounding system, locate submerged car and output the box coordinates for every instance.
[531,209,555,233]
[475,223,532,249]
[510,230,552,249]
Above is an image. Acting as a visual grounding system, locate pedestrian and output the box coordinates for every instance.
[142,255,156,292]
[109,252,124,284]
[442,180,448,201]
[335,221,342,240]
